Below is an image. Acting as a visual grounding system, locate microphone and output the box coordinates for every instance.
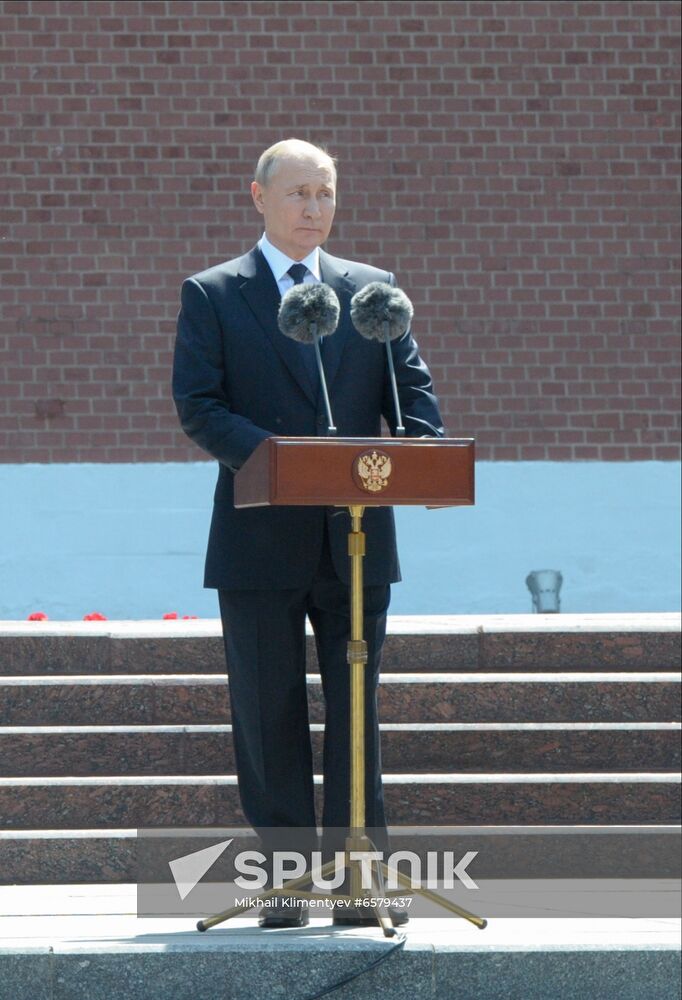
[350,282,413,437]
[278,282,340,436]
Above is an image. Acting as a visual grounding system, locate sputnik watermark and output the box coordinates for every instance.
[136,826,682,919]
[235,895,413,911]
[167,842,479,901]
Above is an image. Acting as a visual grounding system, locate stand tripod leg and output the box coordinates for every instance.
[197,858,341,931]
[370,868,398,938]
[379,863,487,929]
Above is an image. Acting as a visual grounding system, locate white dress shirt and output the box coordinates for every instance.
[259,233,321,295]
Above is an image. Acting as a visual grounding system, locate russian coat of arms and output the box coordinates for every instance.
[353,449,393,493]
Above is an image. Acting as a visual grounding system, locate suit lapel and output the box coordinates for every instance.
[238,246,356,405]
[318,250,355,390]
[238,245,318,404]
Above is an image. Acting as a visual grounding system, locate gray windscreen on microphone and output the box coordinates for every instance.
[350,282,414,341]
[277,283,341,343]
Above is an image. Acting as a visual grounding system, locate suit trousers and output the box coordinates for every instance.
[218,520,390,857]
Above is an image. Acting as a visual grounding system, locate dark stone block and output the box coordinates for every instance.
[0,636,111,675]
[435,949,682,1000]
[110,636,225,674]
[50,946,433,1000]
[480,630,681,672]
[1,778,677,831]
[0,952,52,1000]
[5,726,676,778]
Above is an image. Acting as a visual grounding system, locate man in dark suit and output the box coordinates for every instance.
[173,139,444,927]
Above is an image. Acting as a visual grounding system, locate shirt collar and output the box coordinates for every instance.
[259,233,321,282]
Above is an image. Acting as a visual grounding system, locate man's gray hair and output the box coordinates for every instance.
[255,139,337,187]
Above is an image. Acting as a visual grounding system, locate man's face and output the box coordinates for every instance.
[251,154,336,261]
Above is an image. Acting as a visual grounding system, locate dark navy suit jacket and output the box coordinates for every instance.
[172,244,444,590]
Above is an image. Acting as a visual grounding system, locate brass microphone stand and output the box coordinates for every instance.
[197,504,486,937]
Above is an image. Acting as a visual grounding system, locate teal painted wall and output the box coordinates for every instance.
[1,463,680,620]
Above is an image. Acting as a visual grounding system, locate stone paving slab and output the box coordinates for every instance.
[0,884,679,1000]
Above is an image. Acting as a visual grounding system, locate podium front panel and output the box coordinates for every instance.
[234,437,475,508]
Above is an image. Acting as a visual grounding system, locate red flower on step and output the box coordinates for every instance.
[83,612,108,621]
[163,612,178,620]
[27,612,48,621]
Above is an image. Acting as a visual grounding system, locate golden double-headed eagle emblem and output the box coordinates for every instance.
[354,449,392,493]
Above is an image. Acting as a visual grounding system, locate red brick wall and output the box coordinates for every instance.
[1,0,680,462]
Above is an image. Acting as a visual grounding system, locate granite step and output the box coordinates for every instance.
[1,616,679,899]
[0,774,679,830]
[1,614,679,675]
[0,884,680,1000]
[1,825,680,886]
[1,673,679,726]
[1,723,679,777]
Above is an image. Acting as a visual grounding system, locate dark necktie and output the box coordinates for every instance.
[287,263,308,285]
[286,264,319,393]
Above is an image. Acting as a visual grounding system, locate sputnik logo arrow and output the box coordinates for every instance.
[168,839,233,900]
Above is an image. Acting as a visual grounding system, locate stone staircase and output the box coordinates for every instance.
[0,613,680,885]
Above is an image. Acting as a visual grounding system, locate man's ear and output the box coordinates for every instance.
[251,180,265,214]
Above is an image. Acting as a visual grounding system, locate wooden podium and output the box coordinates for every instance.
[232,436,475,508]
[197,437,486,937]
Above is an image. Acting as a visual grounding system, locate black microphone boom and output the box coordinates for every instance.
[278,283,340,436]
[350,282,414,437]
